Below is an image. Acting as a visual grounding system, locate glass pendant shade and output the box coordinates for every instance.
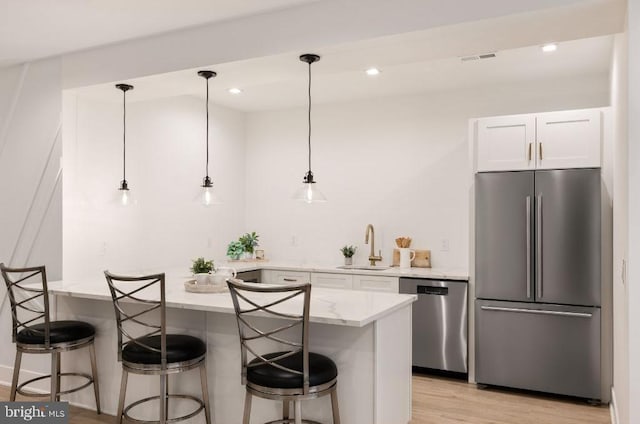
[294,171,327,203]
[117,181,136,206]
[199,176,220,206]
[115,83,134,207]
[294,53,327,203]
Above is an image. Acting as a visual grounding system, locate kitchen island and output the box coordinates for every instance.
[47,270,416,424]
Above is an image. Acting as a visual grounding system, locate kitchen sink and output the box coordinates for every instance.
[336,265,390,271]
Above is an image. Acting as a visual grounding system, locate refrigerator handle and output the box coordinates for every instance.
[526,196,531,299]
[536,194,543,299]
[480,306,592,318]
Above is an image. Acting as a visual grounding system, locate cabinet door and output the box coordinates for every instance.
[476,115,536,172]
[352,275,399,293]
[310,273,353,289]
[536,109,601,169]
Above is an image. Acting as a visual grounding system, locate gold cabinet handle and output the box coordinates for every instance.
[539,142,543,160]
[528,143,532,161]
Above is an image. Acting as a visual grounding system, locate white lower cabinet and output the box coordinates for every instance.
[263,270,399,293]
[310,272,353,289]
[262,270,311,285]
[352,275,399,293]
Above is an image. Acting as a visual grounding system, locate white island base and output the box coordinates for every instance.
[48,277,414,424]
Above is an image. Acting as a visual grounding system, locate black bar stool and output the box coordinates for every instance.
[227,278,340,424]
[104,271,212,424]
[1,263,100,410]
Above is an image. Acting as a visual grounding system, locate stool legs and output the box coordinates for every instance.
[160,374,167,424]
[50,352,59,402]
[89,344,101,413]
[56,353,61,401]
[242,391,252,424]
[199,363,212,424]
[10,350,22,401]
[116,369,128,424]
[330,386,341,424]
[294,400,302,424]
[282,400,290,421]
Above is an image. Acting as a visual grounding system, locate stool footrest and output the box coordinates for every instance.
[264,420,323,424]
[16,372,94,397]
[123,394,205,424]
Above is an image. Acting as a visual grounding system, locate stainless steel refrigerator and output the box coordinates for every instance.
[475,168,601,400]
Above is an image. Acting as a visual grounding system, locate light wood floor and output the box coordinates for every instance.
[0,374,610,424]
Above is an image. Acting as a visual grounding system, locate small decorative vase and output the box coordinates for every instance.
[243,252,254,260]
[344,257,353,266]
[194,273,210,285]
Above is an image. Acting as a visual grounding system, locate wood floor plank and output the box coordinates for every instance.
[0,374,610,424]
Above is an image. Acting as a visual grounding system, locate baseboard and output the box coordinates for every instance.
[610,387,620,424]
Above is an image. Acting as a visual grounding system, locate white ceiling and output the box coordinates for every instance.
[72,16,614,112]
[0,0,317,67]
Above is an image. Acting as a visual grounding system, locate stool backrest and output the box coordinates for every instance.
[227,278,311,393]
[104,271,167,367]
[1,263,51,346]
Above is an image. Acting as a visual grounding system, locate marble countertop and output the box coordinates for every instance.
[221,260,469,281]
[48,270,417,328]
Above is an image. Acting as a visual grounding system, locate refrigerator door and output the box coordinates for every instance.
[535,169,601,306]
[476,171,534,301]
[475,299,601,399]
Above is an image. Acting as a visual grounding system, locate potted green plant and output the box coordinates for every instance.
[340,245,357,266]
[227,240,245,260]
[239,232,260,259]
[190,257,214,284]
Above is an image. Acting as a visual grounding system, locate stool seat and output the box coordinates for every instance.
[122,335,206,365]
[248,351,338,389]
[16,320,95,345]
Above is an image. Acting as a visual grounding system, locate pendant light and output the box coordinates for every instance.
[197,70,220,206]
[115,83,134,206]
[293,53,327,203]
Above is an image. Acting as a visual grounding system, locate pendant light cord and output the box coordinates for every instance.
[122,89,126,182]
[307,61,312,174]
[206,76,210,179]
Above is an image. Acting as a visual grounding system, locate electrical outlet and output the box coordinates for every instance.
[441,239,450,252]
[291,235,298,246]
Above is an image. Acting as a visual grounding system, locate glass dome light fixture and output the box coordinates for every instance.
[197,70,220,206]
[115,83,134,206]
[294,53,327,203]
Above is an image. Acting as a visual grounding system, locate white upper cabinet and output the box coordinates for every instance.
[474,108,601,172]
[536,109,601,170]
[476,114,536,172]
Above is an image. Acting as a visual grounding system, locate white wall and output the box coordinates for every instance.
[245,75,610,268]
[610,30,629,424]
[62,94,246,278]
[0,58,64,384]
[626,1,640,423]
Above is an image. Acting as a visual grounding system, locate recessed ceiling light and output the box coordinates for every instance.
[365,68,381,76]
[541,43,558,53]
[228,88,242,94]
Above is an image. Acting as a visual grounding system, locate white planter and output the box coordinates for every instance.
[194,273,210,285]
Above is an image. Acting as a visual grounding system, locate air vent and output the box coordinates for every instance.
[461,52,497,62]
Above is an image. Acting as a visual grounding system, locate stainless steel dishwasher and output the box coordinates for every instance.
[399,278,468,373]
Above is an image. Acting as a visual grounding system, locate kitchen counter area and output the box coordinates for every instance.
[48,270,417,424]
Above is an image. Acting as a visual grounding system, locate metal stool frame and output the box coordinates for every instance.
[227,278,340,424]
[0,263,100,410]
[104,271,211,424]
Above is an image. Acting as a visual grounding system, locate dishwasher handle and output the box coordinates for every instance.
[417,286,449,296]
